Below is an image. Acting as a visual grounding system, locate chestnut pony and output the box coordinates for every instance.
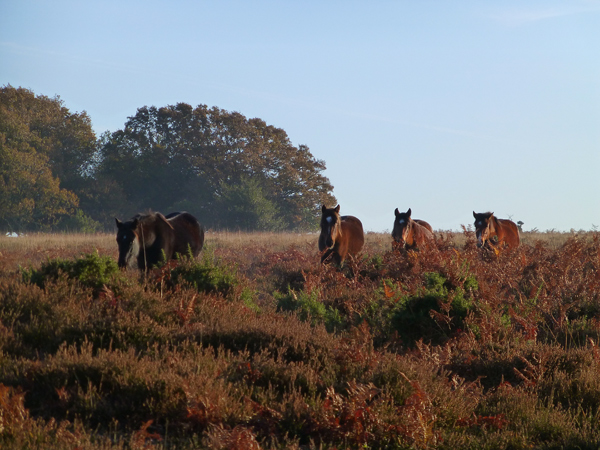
[318,204,364,265]
[392,208,434,250]
[473,211,520,250]
[115,211,205,270]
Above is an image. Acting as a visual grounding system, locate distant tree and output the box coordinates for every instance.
[92,103,335,230]
[0,86,86,231]
[0,85,97,191]
[214,176,285,231]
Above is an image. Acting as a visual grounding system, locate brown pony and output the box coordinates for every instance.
[473,211,520,250]
[115,211,205,270]
[318,204,364,265]
[392,208,434,250]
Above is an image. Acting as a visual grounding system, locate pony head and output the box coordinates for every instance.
[392,208,412,247]
[473,211,494,248]
[115,216,140,268]
[319,204,341,250]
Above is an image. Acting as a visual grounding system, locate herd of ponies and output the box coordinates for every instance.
[115,205,520,271]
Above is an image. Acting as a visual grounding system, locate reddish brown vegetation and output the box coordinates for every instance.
[0,230,599,448]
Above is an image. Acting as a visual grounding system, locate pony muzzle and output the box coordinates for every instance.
[325,237,334,248]
[476,233,486,248]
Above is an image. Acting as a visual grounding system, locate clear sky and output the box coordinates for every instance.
[2,1,599,232]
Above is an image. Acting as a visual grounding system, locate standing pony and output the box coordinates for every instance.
[473,211,520,250]
[392,208,434,250]
[115,211,204,270]
[318,204,364,266]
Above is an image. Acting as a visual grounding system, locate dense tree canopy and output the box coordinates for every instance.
[0,85,94,231]
[91,103,336,230]
[0,86,336,232]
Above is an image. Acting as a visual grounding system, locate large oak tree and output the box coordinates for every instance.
[0,87,336,232]
[93,103,336,230]
[0,86,95,231]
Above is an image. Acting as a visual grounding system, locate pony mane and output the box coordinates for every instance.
[134,211,156,222]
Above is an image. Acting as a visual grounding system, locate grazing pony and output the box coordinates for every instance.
[473,211,520,250]
[318,204,364,266]
[392,208,434,250]
[115,211,204,270]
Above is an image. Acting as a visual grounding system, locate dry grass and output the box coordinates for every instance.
[0,229,585,278]
[0,228,584,252]
[0,233,117,272]
[197,229,599,253]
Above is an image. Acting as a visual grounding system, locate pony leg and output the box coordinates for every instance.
[332,252,343,267]
[321,248,334,264]
[483,239,502,256]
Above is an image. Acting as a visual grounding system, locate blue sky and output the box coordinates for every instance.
[2,1,599,232]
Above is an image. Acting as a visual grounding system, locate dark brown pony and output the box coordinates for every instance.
[115,211,205,270]
[318,204,364,265]
[392,208,434,250]
[473,211,520,250]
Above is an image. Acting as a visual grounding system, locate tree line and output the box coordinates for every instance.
[0,85,336,232]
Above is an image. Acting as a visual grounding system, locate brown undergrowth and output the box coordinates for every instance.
[0,230,599,448]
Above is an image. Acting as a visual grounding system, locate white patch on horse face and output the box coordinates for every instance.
[326,216,333,224]
[398,219,405,225]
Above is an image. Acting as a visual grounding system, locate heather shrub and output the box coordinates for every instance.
[21,251,121,293]
[0,383,129,450]
[276,288,345,332]
[167,247,239,297]
[2,231,600,448]
[388,271,477,347]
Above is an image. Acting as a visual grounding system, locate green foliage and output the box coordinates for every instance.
[276,288,345,332]
[21,251,120,291]
[56,209,102,233]
[1,86,336,232]
[389,272,477,346]
[168,248,239,296]
[91,103,336,230]
[215,176,285,231]
[0,85,96,231]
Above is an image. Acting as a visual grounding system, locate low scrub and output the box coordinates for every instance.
[21,250,121,293]
[156,248,239,297]
[0,232,599,448]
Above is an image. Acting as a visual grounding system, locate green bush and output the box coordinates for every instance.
[276,288,345,332]
[390,272,477,346]
[168,248,239,296]
[56,209,102,233]
[21,251,120,292]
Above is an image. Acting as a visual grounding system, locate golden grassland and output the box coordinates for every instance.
[0,228,585,263]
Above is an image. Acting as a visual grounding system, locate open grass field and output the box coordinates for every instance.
[1,229,600,449]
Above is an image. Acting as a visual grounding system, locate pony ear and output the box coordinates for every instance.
[322,205,327,213]
[406,208,412,217]
[334,205,340,213]
[394,208,400,217]
[473,211,477,219]
[131,218,139,229]
[115,218,122,229]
